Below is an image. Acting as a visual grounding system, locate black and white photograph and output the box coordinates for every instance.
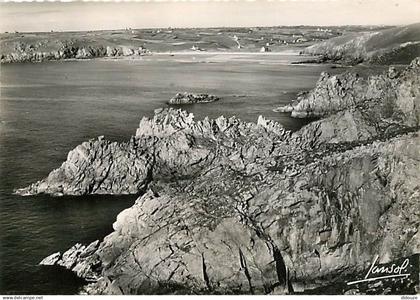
[0,0,419,297]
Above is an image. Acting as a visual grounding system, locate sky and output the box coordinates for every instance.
[1,0,420,32]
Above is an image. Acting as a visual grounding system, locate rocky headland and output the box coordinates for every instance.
[168,93,220,105]
[275,58,420,120]
[303,23,420,65]
[16,58,420,295]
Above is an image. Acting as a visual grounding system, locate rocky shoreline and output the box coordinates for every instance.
[2,23,418,65]
[0,44,151,64]
[16,58,420,295]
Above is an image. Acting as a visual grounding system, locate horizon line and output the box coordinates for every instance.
[2,23,409,34]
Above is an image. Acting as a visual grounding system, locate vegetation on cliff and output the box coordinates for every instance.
[304,23,420,65]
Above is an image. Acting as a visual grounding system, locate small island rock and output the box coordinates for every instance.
[168,92,220,105]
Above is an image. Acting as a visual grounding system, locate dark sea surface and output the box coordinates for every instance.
[0,55,347,294]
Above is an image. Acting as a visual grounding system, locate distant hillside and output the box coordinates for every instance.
[0,26,367,63]
[304,23,420,65]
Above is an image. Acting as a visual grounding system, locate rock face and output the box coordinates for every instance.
[276,58,420,123]
[20,58,420,295]
[38,131,420,295]
[16,110,288,196]
[275,71,367,118]
[15,136,154,196]
[168,93,220,105]
[304,23,420,65]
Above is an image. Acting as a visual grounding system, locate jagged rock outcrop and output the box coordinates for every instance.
[37,129,420,295]
[15,136,154,196]
[18,58,420,295]
[168,93,220,105]
[276,58,420,125]
[16,110,288,196]
[275,71,367,118]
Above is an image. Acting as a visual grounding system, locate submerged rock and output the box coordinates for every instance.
[19,58,420,295]
[168,92,220,105]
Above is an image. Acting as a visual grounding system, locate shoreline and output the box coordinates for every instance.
[2,20,420,297]
[1,50,321,65]
[16,58,420,295]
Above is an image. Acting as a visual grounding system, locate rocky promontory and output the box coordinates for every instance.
[303,23,420,65]
[168,93,220,105]
[17,58,420,295]
[276,58,420,121]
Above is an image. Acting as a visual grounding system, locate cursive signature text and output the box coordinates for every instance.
[347,255,410,285]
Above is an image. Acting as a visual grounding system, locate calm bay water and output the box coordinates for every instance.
[0,55,341,294]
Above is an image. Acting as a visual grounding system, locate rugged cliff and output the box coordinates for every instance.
[17,58,420,294]
[39,131,420,294]
[276,57,420,123]
[303,23,420,65]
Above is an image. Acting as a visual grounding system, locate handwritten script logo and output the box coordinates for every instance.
[347,255,410,285]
